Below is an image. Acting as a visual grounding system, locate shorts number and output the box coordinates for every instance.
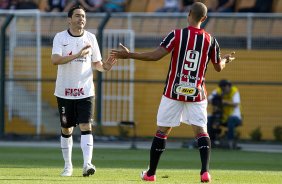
[184,50,200,71]
[62,107,65,114]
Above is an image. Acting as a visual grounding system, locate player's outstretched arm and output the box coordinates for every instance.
[111,43,169,61]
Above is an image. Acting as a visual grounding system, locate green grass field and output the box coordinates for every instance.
[0,146,281,184]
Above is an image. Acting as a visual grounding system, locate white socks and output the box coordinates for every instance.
[80,134,93,167]
[61,136,73,169]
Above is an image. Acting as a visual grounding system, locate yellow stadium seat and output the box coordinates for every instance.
[127,0,149,12]
[272,0,282,12]
[146,0,164,12]
[235,0,256,12]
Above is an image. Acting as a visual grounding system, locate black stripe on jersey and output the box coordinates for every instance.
[160,31,175,48]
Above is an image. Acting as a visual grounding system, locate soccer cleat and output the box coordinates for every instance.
[82,163,96,177]
[140,170,156,182]
[61,167,73,177]
[201,171,211,183]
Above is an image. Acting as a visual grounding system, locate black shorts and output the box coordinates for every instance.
[57,96,94,128]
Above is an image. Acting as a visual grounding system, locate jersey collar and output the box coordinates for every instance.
[188,26,204,34]
[67,29,84,37]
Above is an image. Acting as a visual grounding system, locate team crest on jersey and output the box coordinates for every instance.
[175,84,199,97]
[62,115,67,124]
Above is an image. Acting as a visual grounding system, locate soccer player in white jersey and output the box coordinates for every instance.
[111,2,235,183]
[51,5,116,177]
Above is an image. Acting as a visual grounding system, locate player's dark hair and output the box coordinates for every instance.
[219,79,232,87]
[190,2,207,22]
[68,5,86,18]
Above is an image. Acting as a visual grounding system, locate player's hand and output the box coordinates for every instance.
[223,51,235,63]
[110,43,130,59]
[103,56,117,71]
[78,45,91,57]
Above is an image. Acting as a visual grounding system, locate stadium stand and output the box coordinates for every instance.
[235,0,256,12]
[36,0,48,11]
[271,19,282,36]
[272,0,282,12]
[41,16,52,36]
[232,18,247,36]
[105,16,128,29]
[146,0,164,12]
[5,111,41,134]
[127,0,149,12]
[205,0,218,11]
[252,18,273,37]
[140,17,161,35]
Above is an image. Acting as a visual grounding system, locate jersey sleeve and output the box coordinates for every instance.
[52,33,62,55]
[233,91,240,104]
[91,34,102,62]
[210,37,221,64]
[160,30,175,52]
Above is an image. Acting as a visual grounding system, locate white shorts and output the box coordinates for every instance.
[157,95,208,128]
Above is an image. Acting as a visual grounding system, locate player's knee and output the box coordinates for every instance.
[61,127,73,136]
[79,123,92,132]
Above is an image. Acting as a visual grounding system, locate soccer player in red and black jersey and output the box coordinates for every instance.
[111,2,235,183]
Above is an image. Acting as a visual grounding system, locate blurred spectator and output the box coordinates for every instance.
[207,79,242,149]
[77,0,105,12]
[210,0,235,12]
[14,0,39,9]
[180,0,194,12]
[156,0,180,12]
[103,0,128,12]
[238,0,273,13]
[0,0,10,9]
[180,0,206,12]
[47,0,76,12]
[7,0,17,9]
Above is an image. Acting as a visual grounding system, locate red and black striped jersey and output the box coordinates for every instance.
[160,26,221,102]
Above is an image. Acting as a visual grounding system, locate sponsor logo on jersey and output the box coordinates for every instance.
[65,88,85,96]
[175,84,198,96]
[74,57,87,62]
